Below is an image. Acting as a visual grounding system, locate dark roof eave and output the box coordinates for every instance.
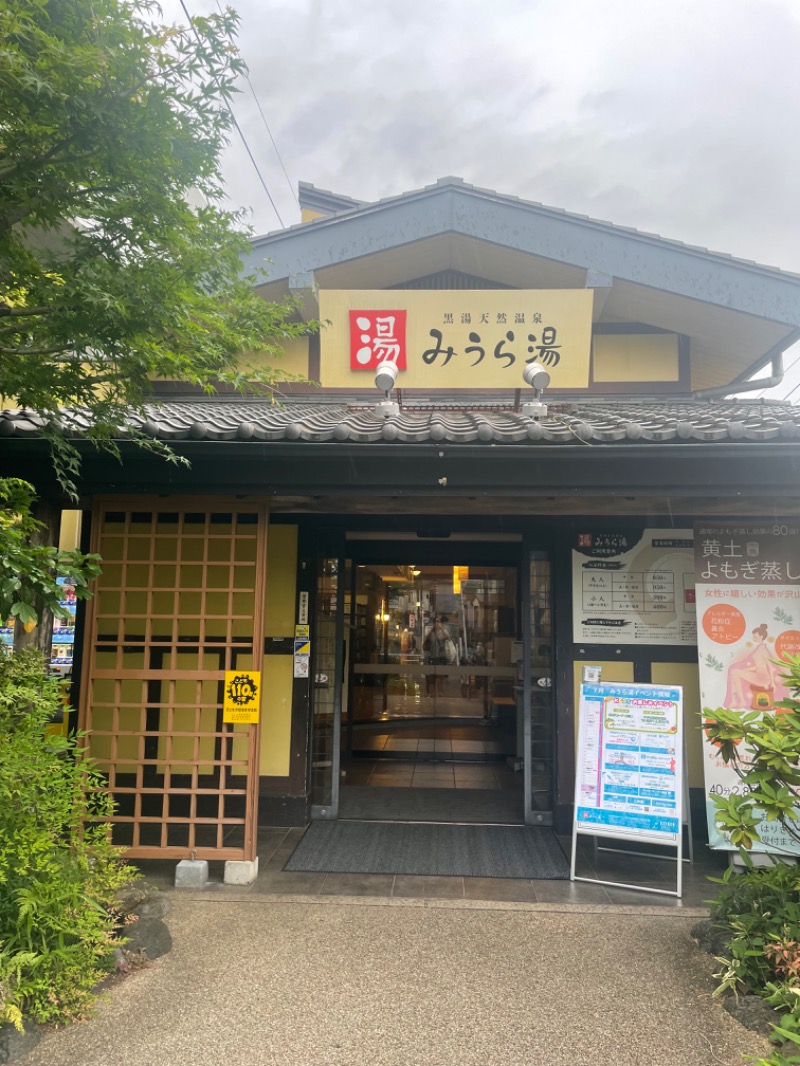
[4,435,800,502]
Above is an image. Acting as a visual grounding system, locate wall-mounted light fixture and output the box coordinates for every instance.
[521,361,551,419]
[374,361,400,418]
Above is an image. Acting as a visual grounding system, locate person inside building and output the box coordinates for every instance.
[423,615,456,695]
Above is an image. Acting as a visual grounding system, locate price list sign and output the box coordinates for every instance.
[572,529,696,646]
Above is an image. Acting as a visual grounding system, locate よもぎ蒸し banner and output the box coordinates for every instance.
[695,522,800,854]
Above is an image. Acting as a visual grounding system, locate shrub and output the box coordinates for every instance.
[704,655,800,1065]
[0,651,136,1026]
[708,859,800,996]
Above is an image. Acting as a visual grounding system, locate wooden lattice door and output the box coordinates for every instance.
[79,500,268,860]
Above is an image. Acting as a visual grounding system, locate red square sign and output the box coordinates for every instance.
[349,310,407,370]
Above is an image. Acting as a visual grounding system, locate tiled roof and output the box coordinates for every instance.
[2,398,800,446]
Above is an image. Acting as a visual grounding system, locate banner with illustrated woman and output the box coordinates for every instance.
[695,522,800,853]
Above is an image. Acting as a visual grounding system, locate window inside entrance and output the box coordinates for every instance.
[341,563,524,823]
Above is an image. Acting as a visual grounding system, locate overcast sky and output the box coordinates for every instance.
[168,0,800,395]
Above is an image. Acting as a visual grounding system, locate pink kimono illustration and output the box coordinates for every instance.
[724,624,791,711]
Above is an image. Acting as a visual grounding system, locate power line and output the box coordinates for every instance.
[241,69,298,207]
[177,0,285,228]
[214,0,298,207]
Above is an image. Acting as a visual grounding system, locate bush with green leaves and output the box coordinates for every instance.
[709,858,800,996]
[706,859,800,1064]
[0,651,136,1027]
[704,657,800,1064]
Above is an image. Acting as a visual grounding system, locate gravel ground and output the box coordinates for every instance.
[22,895,768,1066]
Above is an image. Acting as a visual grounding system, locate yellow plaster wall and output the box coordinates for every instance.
[259,524,298,777]
[59,511,82,552]
[245,336,310,379]
[592,333,679,383]
[571,659,703,790]
[651,662,704,789]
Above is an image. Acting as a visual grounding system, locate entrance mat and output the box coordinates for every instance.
[283,821,569,879]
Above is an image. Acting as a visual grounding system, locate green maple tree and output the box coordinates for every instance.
[0,0,314,492]
[0,0,315,629]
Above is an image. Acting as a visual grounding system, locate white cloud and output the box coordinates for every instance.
[162,0,800,278]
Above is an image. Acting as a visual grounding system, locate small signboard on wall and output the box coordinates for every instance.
[572,529,696,646]
[294,638,311,679]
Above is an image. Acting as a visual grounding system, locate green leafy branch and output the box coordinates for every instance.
[704,656,800,852]
[0,478,101,630]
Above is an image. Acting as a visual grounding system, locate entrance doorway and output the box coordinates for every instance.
[341,563,522,823]
[308,544,555,827]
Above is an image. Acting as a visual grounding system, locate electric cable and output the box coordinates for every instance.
[214,0,298,207]
[177,0,285,227]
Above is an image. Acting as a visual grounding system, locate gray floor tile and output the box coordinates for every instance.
[393,875,465,899]
[254,871,327,895]
[463,877,539,902]
[255,830,293,865]
[320,873,396,897]
[603,886,685,907]
[592,855,667,885]
[262,831,308,871]
[532,879,612,904]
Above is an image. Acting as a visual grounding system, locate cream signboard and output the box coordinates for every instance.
[319,289,595,389]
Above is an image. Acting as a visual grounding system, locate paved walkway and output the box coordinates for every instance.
[23,894,766,1066]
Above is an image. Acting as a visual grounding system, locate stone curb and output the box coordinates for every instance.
[160,890,711,918]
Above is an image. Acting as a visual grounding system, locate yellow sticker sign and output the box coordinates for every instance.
[223,670,261,724]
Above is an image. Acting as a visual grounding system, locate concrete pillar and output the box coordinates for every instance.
[223,857,259,885]
[174,859,209,888]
